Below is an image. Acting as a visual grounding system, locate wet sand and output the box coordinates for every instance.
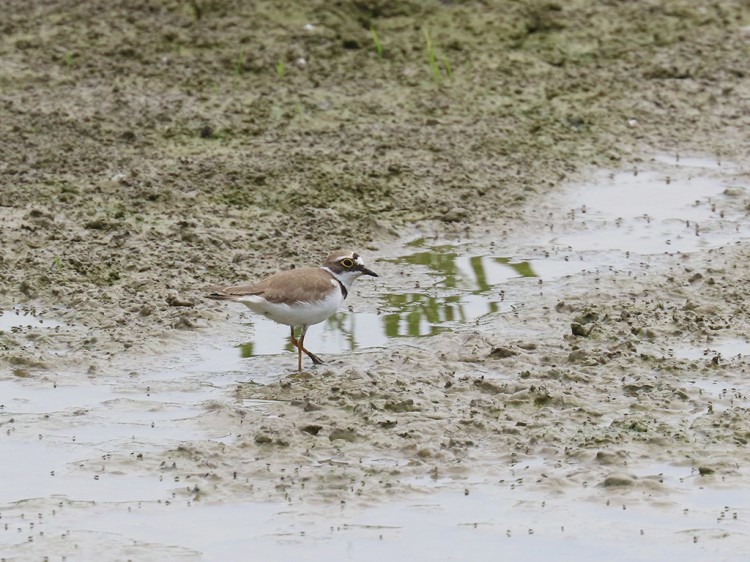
[4,157,750,559]
[2,1,750,559]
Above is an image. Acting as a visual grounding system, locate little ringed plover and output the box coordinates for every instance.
[207,250,378,371]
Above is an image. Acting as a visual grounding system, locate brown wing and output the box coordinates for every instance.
[210,268,337,306]
[205,280,266,301]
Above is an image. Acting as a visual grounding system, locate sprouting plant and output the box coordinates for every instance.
[235,50,245,76]
[276,60,285,78]
[423,29,451,83]
[370,25,383,58]
[189,0,203,20]
[53,256,63,269]
[423,29,440,82]
[442,54,452,78]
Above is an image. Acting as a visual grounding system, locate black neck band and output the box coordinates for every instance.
[335,278,348,299]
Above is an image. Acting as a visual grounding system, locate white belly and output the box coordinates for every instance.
[239,290,344,327]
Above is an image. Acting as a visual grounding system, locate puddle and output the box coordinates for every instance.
[384,245,540,290]
[3,155,750,560]
[0,378,197,506]
[687,377,750,413]
[673,338,750,361]
[231,157,747,364]
[0,379,118,413]
[2,474,749,561]
[0,305,64,332]
[553,169,745,254]
[0,360,244,517]
[238,253,582,360]
[0,439,176,506]
[652,154,735,170]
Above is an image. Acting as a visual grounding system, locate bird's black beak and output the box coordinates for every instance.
[361,267,378,277]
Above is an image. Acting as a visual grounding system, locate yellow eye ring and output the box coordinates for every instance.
[341,258,354,268]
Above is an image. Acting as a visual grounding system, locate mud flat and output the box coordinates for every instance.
[3,157,750,560]
[2,0,750,559]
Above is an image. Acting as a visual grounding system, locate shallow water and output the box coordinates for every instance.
[3,156,750,560]
[554,168,742,254]
[0,305,64,332]
[673,337,750,360]
[236,254,551,355]
[3,468,749,561]
[230,155,749,366]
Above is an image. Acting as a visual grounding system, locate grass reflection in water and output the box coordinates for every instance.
[379,247,538,338]
[238,245,539,357]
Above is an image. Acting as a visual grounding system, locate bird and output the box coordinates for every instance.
[207,250,378,371]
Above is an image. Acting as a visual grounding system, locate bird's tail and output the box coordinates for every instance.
[205,290,234,301]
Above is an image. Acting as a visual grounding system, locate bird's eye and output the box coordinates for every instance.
[341,258,354,268]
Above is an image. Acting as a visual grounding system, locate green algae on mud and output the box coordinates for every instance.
[100,159,750,507]
[3,3,750,558]
[1,1,750,366]
[0,0,749,501]
[153,239,750,506]
[3,144,750,560]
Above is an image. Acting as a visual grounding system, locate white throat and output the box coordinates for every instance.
[321,266,361,293]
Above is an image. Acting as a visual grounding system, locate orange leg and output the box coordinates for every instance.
[290,326,324,370]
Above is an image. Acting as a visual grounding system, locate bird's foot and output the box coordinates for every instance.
[306,352,325,366]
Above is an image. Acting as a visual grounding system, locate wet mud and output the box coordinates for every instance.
[2,1,750,559]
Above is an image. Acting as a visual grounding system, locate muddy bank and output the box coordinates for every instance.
[2,0,750,369]
[33,158,743,510]
[2,2,750,558]
[3,158,750,558]
[144,181,750,506]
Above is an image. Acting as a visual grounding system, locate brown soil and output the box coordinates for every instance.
[2,0,750,516]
